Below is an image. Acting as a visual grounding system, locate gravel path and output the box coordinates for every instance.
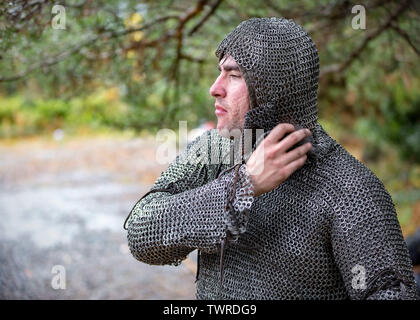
[0,135,197,299]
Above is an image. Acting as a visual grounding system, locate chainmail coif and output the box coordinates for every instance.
[125,17,419,299]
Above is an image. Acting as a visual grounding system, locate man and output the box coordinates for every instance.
[125,17,418,299]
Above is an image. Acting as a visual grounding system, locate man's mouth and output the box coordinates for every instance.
[215,104,227,116]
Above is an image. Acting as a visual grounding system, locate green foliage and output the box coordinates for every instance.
[355,76,420,163]
[0,0,419,163]
[0,89,129,137]
[381,100,420,163]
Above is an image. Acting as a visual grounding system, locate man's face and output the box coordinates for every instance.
[209,55,250,137]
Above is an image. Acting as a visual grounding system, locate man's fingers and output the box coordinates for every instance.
[276,128,310,153]
[265,123,295,144]
[282,154,308,178]
[278,142,312,165]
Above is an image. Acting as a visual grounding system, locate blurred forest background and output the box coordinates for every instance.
[0,0,420,299]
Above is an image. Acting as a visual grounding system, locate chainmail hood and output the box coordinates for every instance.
[215,17,326,161]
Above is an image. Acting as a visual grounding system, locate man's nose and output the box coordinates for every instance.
[209,75,226,98]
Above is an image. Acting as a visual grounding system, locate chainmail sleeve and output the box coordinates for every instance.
[126,130,254,266]
[329,159,418,300]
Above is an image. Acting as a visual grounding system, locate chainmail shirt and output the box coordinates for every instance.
[126,17,419,299]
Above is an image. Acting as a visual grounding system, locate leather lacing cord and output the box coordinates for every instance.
[196,140,233,285]
[360,267,412,299]
[210,134,261,298]
[218,162,243,298]
[217,141,244,298]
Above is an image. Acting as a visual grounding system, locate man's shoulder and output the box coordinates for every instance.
[187,128,229,147]
[329,144,384,189]
[318,143,394,214]
[188,128,231,154]
[177,129,231,166]
[302,142,388,204]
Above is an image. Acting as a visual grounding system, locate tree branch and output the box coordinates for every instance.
[390,22,420,55]
[320,0,413,78]
[167,0,209,124]
[0,35,98,82]
[188,0,224,36]
[0,14,179,82]
[170,0,208,81]
[179,53,205,63]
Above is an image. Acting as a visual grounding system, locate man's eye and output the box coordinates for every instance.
[230,74,240,78]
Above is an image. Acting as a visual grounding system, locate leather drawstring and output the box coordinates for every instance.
[195,249,201,283]
[218,141,243,298]
[218,182,240,297]
[218,236,227,297]
[197,147,231,285]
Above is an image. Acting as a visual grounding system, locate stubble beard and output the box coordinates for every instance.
[217,116,244,139]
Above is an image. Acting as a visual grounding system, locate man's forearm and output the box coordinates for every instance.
[126,164,254,266]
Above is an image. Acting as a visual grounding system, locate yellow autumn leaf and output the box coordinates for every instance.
[126,50,136,59]
[125,12,143,28]
[105,87,119,101]
[132,31,143,42]
[132,73,144,82]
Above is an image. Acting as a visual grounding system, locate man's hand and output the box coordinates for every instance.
[245,123,312,197]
